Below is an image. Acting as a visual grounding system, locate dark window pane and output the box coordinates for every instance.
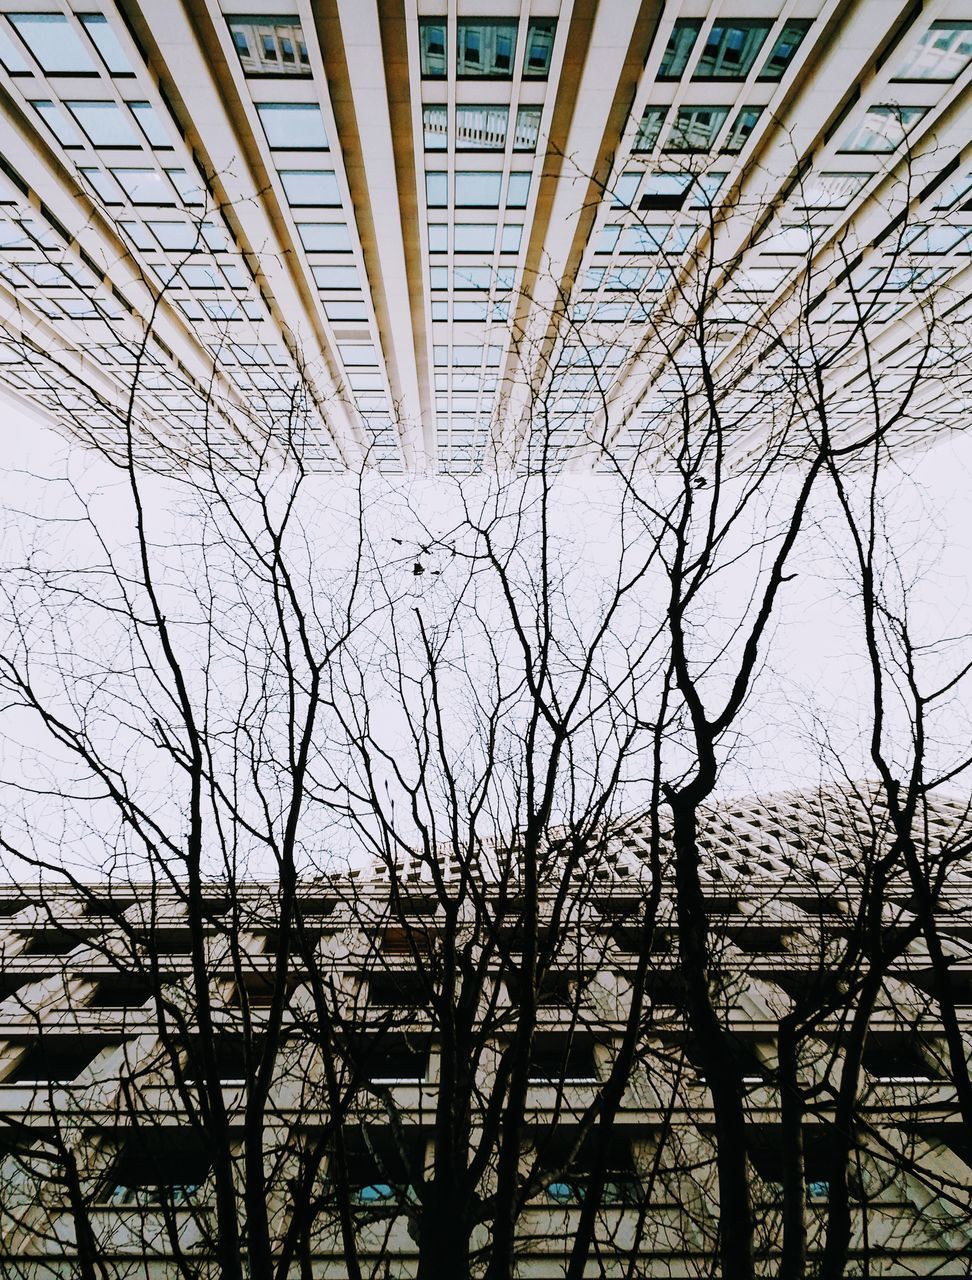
[694,22,771,80]
[419,18,446,77]
[226,16,311,77]
[457,20,517,78]
[758,20,812,80]
[657,19,700,79]
[523,19,556,78]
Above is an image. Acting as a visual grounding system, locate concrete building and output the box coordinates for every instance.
[0,2,969,469]
[0,788,970,1274]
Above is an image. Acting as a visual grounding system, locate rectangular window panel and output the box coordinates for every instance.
[794,171,868,209]
[594,224,621,253]
[419,18,446,78]
[523,18,556,78]
[454,223,496,252]
[0,25,29,73]
[8,13,97,74]
[758,20,811,81]
[840,105,927,153]
[324,300,367,321]
[724,106,763,153]
[611,171,642,207]
[633,106,668,152]
[166,168,204,205]
[31,100,83,148]
[67,101,140,149]
[514,106,541,151]
[694,22,771,80]
[312,264,359,289]
[455,171,502,207]
[278,169,341,206]
[664,106,729,152]
[423,104,448,150]
[129,101,170,148]
[180,263,224,288]
[109,167,175,205]
[506,171,531,207]
[226,16,311,77]
[619,225,668,253]
[637,172,691,210]
[455,104,508,150]
[296,222,350,251]
[79,14,134,75]
[257,102,328,149]
[427,222,448,252]
[501,223,522,253]
[657,19,700,79]
[426,171,448,207]
[453,265,494,289]
[457,20,517,78]
[893,21,972,82]
[146,219,200,250]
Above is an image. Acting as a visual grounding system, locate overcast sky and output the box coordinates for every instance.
[0,391,970,878]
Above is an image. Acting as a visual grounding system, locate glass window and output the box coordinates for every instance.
[110,167,175,205]
[129,102,170,148]
[423,104,448,149]
[594,224,620,253]
[79,167,124,204]
[454,222,495,252]
[146,219,199,250]
[664,106,729,152]
[419,18,446,78]
[427,223,447,252]
[324,300,367,321]
[453,264,494,289]
[839,105,927,153]
[296,222,351,251]
[501,223,522,253]
[31,100,83,148]
[611,171,643,207]
[180,262,224,288]
[425,171,447,207]
[455,104,508,150]
[0,25,29,73]
[79,14,134,75]
[312,264,359,289]
[619,224,668,253]
[506,171,531,207]
[117,219,155,250]
[226,16,311,77]
[632,106,668,152]
[278,169,340,205]
[66,101,140,149]
[7,13,97,74]
[758,20,811,80]
[724,105,763,153]
[657,19,700,79]
[513,106,541,151]
[455,171,502,207]
[899,223,971,254]
[637,171,691,210]
[893,21,972,82]
[257,102,328,149]
[166,168,204,205]
[523,18,556,78]
[794,171,868,209]
[694,22,771,80]
[457,20,517,78]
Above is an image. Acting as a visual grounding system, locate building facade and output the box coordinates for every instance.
[0,1,969,470]
[0,789,970,1275]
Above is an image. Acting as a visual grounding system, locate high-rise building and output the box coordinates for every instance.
[0,2,968,469]
[0,789,970,1273]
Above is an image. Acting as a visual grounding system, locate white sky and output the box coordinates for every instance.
[0,391,970,878]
